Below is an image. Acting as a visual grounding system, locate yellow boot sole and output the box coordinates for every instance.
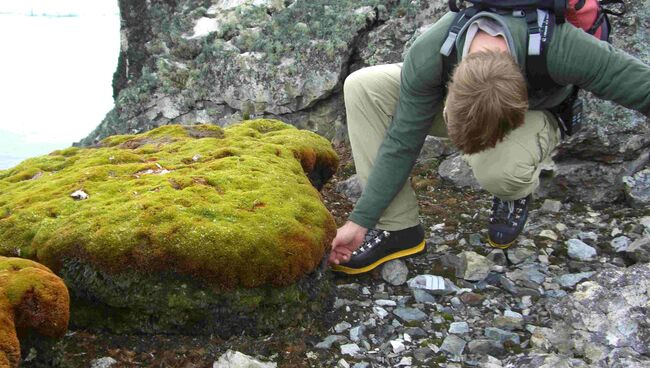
[331,240,426,275]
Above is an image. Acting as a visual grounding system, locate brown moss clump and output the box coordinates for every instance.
[0,257,70,367]
[0,119,338,290]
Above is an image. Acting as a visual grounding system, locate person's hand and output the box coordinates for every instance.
[329,221,367,266]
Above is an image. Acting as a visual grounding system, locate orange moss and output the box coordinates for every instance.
[0,257,70,368]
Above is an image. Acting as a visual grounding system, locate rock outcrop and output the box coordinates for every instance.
[0,257,69,368]
[80,0,648,206]
[0,119,338,335]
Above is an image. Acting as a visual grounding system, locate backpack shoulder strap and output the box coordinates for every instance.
[526,9,559,90]
[440,7,481,89]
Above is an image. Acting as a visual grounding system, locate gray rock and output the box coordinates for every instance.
[91,357,118,368]
[611,236,632,252]
[467,339,505,357]
[459,251,494,281]
[340,343,361,356]
[412,289,436,304]
[448,321,470,335]
[625,237,650,263]
[316,335,346,349]
[336,175,362,203]
[485,327,521,345]
[577,231,599,242]
[540,199,562,213]
[567,239,597,261]
[555,272,596,288]
[349,325,365,342]
[624,169,650,208]
[438,154,481,190]
[418,136,457,162]
[493,311,524,331]
[390,339,406,354]
[440,334,467,359]
[382,259,409,286]
[413,347,435,362]
[507,246,537,265]
[393,307,427,322]
[337,359,350,368]
[214,350,277,368]
[335,321,352,333]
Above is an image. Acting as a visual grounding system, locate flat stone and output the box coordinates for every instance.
[459,292,485,306]
[438,154,481,190]
[337,359,350,368]
[91,357,118,368]
[493,311,524,331]
[412,289,436,304]
[390,340,406,354]
[407,274,455,295]
[539,230,558,241]
[467,339,505,357]
[507,247,537,265]
[540,199,562,213]
[485,327,521,345]
[413,347,435,362]
[315,335,346,349]
[567,239,597,261]
[340,343,360,356]
[460,251,494,281]
[335,322,352,333]
[373,306,389,319]
[214,350,277,368]
[578,231,599,242]
[375,299,397,307]
[382,259,409,286]
[394,307,427,322]
[556,272,596,288]
[440,334,467,358]
[449,322,470,335]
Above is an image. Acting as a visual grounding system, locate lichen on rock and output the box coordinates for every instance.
[0,119,338,334]
[0,257,70,368]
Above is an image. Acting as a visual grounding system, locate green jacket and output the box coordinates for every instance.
[349,11,650,229]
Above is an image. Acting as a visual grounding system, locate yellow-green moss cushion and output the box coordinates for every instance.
[0,119,338,289]
[0,257,69,368]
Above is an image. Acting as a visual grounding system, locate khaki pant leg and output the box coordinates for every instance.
[344,63,421,231]
[465,110,561,200]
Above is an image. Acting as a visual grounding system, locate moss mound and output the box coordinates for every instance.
[0,119,338,290]
[0,257,69,368]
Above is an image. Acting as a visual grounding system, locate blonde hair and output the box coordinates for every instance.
[445,50,528,154]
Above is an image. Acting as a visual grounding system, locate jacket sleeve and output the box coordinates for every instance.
[547,23,650,116]
[348,24,448,229]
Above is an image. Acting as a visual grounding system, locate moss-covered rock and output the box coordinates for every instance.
[0,257,69,368]
[0,119,338,334]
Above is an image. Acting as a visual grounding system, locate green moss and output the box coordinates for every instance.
[0,120,338,290]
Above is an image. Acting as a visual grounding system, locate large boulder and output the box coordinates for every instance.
[0,257,69,368]
[0,119,338,335]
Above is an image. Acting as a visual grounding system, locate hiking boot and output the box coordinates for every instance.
[487,194,532,249]
[331,224,426,275]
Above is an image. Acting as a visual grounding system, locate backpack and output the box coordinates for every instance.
[440,0,626,136]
